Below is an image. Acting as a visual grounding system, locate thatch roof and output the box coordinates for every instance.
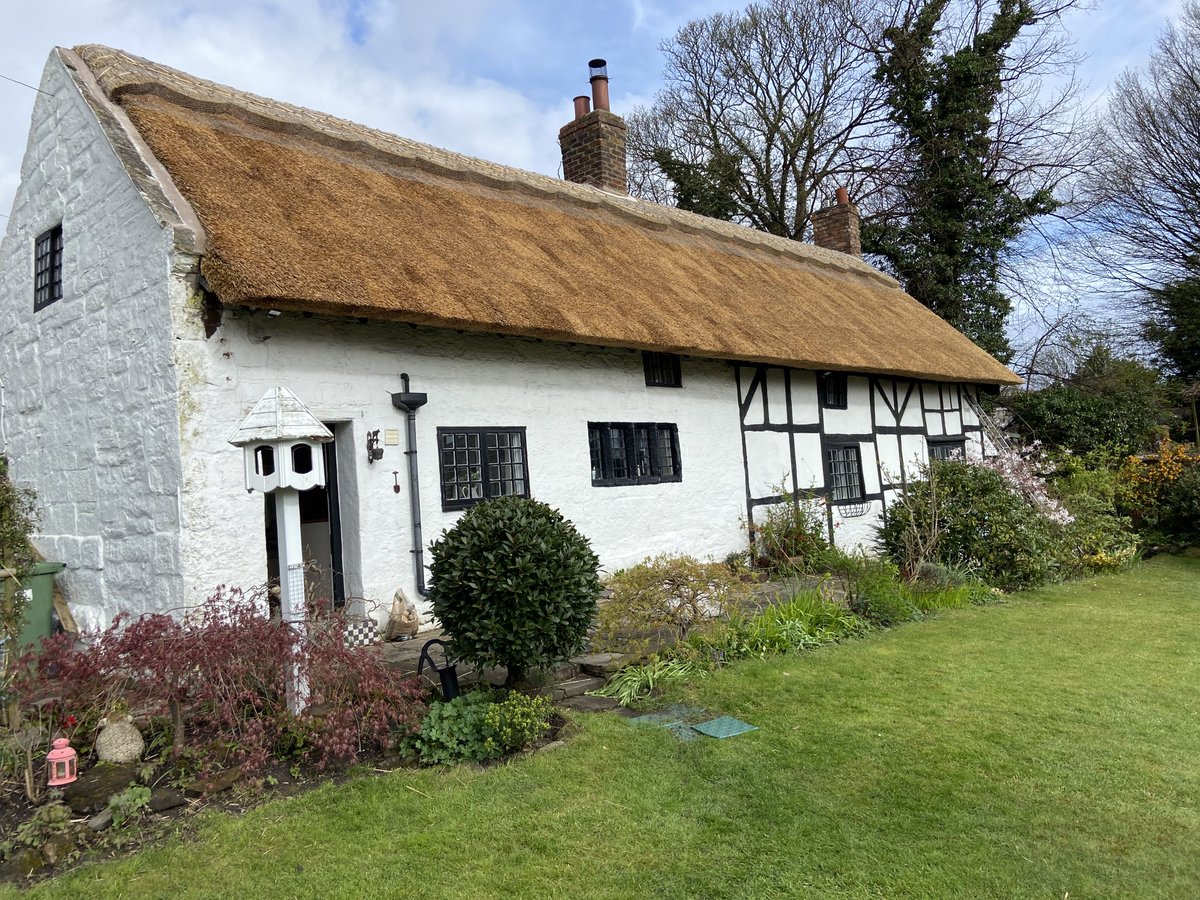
[70,45,1019,385]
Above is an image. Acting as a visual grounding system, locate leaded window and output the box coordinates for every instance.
[825,444,864,503]
[589,422,681,486]
[438,427,528,510]
[642,352,682,388]
[34,224,63,312]
[820,372,848,409]
[929,439,966,461]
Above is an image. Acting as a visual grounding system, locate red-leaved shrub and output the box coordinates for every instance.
[14,587,427,776]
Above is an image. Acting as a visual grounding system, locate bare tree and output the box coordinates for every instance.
[627,0,894,239]
[1085,1,1200,292]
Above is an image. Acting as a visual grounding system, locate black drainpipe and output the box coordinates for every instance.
[391,374,429,596]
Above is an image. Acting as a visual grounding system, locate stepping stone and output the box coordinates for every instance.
[571,652,630,677]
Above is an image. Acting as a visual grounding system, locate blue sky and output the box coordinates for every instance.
[0,0,1185,229]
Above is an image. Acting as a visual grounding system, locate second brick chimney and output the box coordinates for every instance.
[559,59,627,194]
[809,187,861,257]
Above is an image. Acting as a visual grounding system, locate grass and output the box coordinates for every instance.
[14,555,1200,898]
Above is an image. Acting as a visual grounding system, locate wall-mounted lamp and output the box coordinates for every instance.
[266,309,282,318]
[366,429,384,464]
[393,471,402,494]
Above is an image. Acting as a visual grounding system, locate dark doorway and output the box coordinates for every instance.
[263,426,347,609]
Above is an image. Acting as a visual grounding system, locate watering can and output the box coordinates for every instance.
[417,639,460,700]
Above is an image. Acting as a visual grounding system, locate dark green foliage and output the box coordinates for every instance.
[1159,464,1200,543]
[428,497,600,685]
[1002,347,1165,455]
[1,457,39,725]
[866,0,1057,358]
[878,461,1058,590]
[652,147,741,221]
[1144,268,1200,381]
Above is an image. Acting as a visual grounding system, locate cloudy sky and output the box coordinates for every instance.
[0,0,1185,227]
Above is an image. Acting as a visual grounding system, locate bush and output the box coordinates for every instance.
[878,460,1061,590]
[483,692,553,757]
[1116,439,1200,543]
[1158,461,1200,543]
[412,692,495,765]
[13,587,427,776]
[846,561,924,626]
[749,490,832,572]
[594,554,754,655]
[412,690,553,765]
[428,497,600,686]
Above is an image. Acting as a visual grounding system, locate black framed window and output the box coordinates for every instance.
[33,224,63,312]
[642,352,682,388]
[438,427,529,510]
[825,444,864,503]
[929,439,966,461]
[589,422,681,486]
[820,372,848,409]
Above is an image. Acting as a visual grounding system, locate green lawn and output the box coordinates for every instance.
[18,556,1200,898]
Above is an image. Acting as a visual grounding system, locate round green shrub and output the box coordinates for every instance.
[428,496,600,685]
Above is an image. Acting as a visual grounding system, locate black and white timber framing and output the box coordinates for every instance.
[734,364,987,549]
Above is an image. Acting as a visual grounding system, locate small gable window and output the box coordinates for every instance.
[642,352,682,388]
[589,422,681,486]
[33,224,63,312]
[820,372,848,409]
[825,444,864,504]
[438,427,529,511]
[929,439,966,462]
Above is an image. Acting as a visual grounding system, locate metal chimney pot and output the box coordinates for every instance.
[588,57,610,111]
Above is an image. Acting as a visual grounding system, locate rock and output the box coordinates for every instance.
[62,762,139,814]
[95,715,144,764]
[40,833,77,866]
[572,652,630,677]
[183,766,244,797]
[147,787,187,812]
[0,848,44,882]
[87,809,113,831]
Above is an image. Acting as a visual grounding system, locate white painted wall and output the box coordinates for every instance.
[169,307,750,618]
[0,54,183,630]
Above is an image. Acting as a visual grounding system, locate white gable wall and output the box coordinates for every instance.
[0,54,184,629]
[169,308,749,617]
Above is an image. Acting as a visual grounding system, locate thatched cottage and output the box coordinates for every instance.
[0,47,1019,629]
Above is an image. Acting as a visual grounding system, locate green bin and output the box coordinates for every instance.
[16,561,66,650]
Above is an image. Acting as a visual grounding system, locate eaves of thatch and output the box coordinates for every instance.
[66,44,1021,386]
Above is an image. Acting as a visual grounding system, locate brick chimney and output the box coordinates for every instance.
[809,187,861,257]
[558,59,627,194]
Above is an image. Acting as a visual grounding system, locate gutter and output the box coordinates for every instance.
[391,374,429,596]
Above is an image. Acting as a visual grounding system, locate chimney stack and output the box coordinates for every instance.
[558,58,627,194]
[809,188,861,257]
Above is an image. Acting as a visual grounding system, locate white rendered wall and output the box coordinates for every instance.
[169,307,749,618]
[0,54,183,629]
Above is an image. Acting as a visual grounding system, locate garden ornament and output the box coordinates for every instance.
[417,639,460,700]
[95,714,144,764]
[46,737,78,786]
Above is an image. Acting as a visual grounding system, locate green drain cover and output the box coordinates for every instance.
[629,708,756,740]
[691,716,758,739]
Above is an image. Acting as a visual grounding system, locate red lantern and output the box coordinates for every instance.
[46,738,78,786]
